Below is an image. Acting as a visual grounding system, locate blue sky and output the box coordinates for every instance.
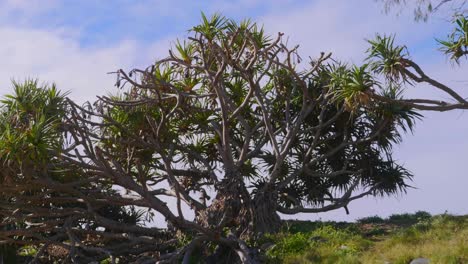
[1,0,467,222]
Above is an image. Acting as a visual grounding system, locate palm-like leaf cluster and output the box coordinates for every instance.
[0,80,67,176]
[328,63,376,112]
[438,15,468,63]
[367,34,410,83]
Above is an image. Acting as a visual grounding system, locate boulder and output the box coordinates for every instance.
[260,242,275,251]
[410,258,429,264]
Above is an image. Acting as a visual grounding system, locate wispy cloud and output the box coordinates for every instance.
[0,26,138,102]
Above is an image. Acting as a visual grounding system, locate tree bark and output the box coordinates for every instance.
[196,176,280,263]
[252,188,281,235]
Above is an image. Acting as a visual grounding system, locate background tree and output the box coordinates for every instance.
[379,0,468,62]
[0,12,467,263]
[0,81,158,263]
[379,0,467,21]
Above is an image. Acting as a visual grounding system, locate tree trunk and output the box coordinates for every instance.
[197,176,252,234]
[252,188,281,234]
[198,178,281,235]
[195,177,281,263]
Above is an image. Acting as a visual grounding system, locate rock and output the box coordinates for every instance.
[260,242,275,251]
[339,245,349,250]
[410,258,430,264]
[309,235,327,243]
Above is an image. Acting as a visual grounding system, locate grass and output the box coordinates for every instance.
[263,212,467,264]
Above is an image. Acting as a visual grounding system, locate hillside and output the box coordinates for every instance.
[260,212,467,264]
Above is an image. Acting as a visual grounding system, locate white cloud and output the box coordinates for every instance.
[0,26,162,102]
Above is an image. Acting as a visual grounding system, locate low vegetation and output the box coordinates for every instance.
[262,212,467,264]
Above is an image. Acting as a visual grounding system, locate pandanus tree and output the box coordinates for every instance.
[0,81,153,263]
[1,13,467,263]
[0,81,67,263]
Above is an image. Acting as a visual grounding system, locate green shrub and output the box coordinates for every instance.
[266,225,371,263]
[388,211,432,225]
[356,215,385,224]
[266,232,310,261]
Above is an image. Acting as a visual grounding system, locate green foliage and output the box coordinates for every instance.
[363,214,468,264]
[265,225,370,263]
[371,86,422,150]
[438,15,468,63]
[328,64,375,112]
[356,215,385,224]
[0,80,67,171]
[363,34,423,154]
[266,232,310,258]
[388,211,432,225]
[281,220,352,234]
[265,213,467,264]
[192,13,228,42]
[17,245,37,257]
[0,81,150,262]
[100,257,122,264]
[377,3,468,64]
[367,34,410,84]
